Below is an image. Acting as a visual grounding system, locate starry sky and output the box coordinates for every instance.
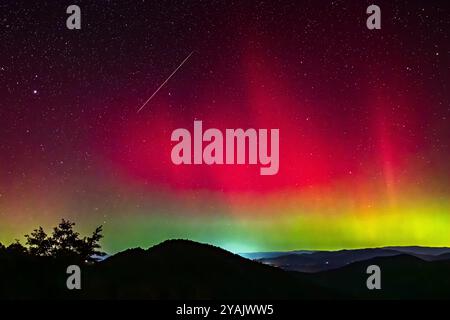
[0,0,449,253]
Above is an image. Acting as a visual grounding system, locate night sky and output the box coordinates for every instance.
[0,0,448,253]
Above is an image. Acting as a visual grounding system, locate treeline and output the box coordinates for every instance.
[0,219,105,263]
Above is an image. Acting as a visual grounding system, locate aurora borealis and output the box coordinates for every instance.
[0,0,448,254]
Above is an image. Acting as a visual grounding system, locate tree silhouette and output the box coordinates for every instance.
[25,226,51,256]
[6,240,28,256]
[23,219,105,262]
[50,219,81,258]
[78,225,105,263]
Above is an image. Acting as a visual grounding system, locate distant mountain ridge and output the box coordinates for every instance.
[240,246,450,272]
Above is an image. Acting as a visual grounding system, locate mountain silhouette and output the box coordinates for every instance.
[0,239,333,299]
[254,246,450,272]
[302,254,450,299]
[83,239,335,299]
[257,248,401,272]
[1,239,449,299]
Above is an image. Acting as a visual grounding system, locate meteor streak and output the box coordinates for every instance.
[137,51,194,113]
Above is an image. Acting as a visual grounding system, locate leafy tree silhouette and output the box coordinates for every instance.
[6,240,28,256]
[24,219,105,263]
[25,227,51,256]
[50,219,81,259]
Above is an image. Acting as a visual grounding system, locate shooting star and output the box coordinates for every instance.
[137,51,194,113]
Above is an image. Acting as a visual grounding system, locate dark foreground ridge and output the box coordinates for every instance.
[1,239,449,299]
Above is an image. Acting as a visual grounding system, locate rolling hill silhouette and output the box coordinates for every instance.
[302,254,450,299]
[257,248,401,272]
[82,239,335,299]
[253,246,450,272]
[0,240,333,299]
[1,239,449,299]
